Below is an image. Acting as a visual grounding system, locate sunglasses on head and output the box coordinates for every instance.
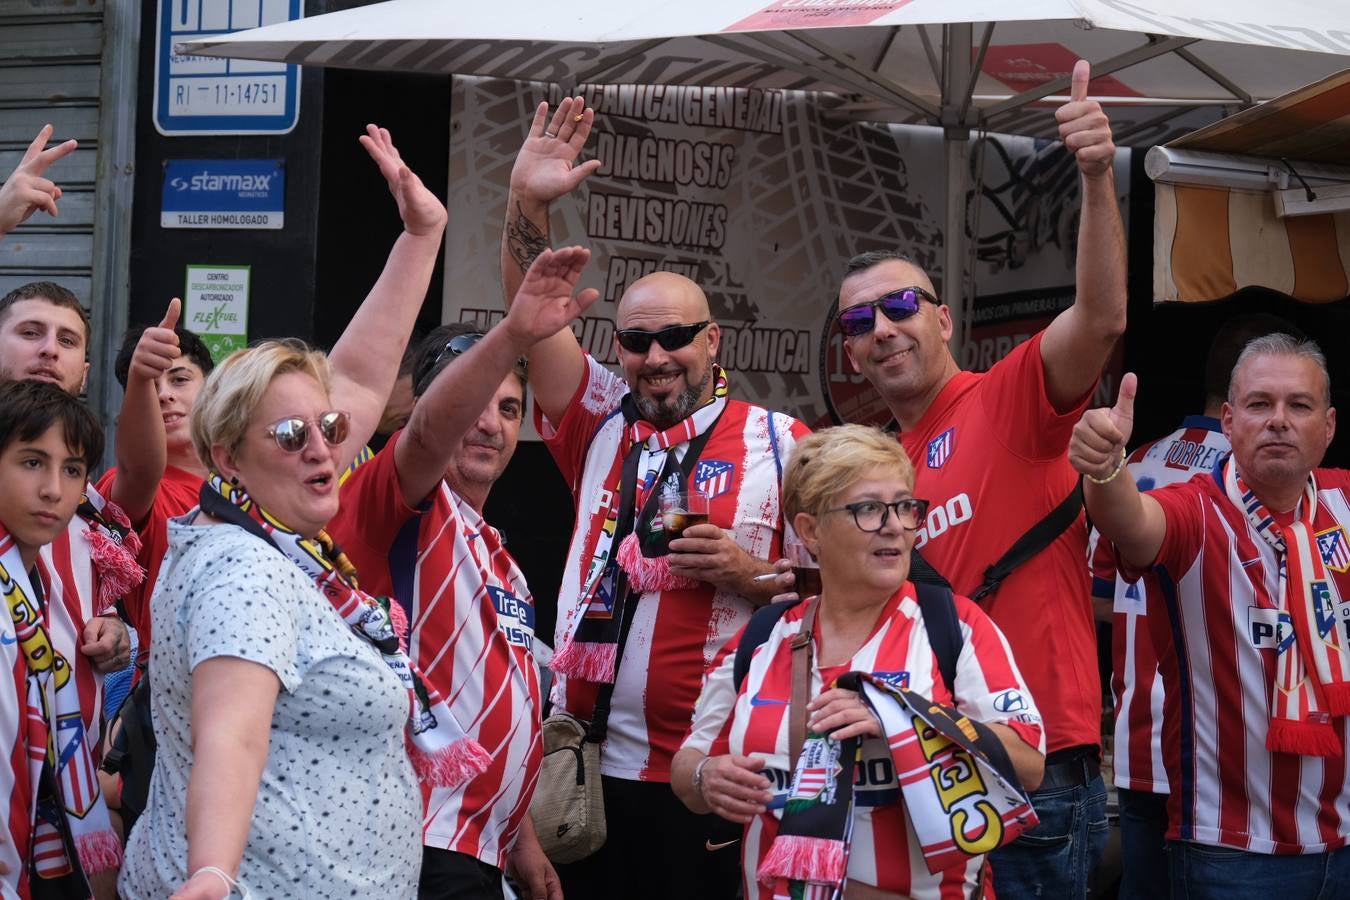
[433,332,486,367]
[836,287,938,337]
[615,321,710,354]
[264,410,351,454]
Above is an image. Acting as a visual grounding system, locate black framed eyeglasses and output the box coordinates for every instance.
[264,410,351,454]
[615,321,710,354]
[825,498,930,533]
[433,332,486,367]
[837,287,938,337]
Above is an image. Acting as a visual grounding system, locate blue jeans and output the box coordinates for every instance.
[989,773,1108,898]
[1168,841,1350,900]
[1118,788,1170,899]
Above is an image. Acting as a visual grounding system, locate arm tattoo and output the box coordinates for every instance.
[506,201,549,275]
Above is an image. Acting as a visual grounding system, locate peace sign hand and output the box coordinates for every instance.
[0,125,78,236]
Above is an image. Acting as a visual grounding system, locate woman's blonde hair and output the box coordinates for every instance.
[191,339,332,469]
[782,424,916,522]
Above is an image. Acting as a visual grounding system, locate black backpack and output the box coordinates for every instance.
[100,671,155,836]
[732,553,963,695]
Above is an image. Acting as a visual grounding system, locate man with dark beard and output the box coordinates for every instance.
[499,99,809,899]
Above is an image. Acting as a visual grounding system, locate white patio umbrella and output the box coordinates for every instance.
[181,0,1350,334]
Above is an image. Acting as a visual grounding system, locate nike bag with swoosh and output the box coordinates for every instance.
[531,710,606,863]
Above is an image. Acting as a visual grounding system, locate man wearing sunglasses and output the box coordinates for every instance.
[499,98,810,899]
[836,60,1126,900]
[330,246,600,900]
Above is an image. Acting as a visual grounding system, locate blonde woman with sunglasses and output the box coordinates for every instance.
[119,124,448,900]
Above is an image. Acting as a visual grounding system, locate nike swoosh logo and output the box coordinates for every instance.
[749,694,788,707]
[0,634,15,645]
[705,839,739,851]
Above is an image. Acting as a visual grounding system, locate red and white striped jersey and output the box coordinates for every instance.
[1089,416,1229,793]
[36,501,114,760]
[683,584,1044,899]
[1140,466,1350,854]
[539,356,809,781]
[329,436,541,870]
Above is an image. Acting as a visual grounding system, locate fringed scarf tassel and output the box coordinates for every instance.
[757,835,847,887]
[407,733,493,788]
[615,533,697,592]
[75,828,123,874]
[550,637,618,683]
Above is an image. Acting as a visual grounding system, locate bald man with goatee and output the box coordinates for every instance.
[499,99,809,899]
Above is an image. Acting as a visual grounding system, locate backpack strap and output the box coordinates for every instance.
[733,598,801,693]
[972,477,1083,602]
[914,580,962,695]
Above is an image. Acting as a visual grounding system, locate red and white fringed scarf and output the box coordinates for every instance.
[551,366,729,684]
[77,481,144,611]
[1224,457,1350,756]
[200,475,491,788]
[0,528,120,893]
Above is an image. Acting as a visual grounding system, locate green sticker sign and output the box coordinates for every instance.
[185,264,250,363]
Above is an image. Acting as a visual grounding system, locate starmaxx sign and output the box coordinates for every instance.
[161,159,285,229]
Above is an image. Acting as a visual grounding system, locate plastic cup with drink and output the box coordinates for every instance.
[660,490,711,540]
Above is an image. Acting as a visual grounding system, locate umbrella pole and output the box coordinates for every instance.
[943,132,969,360]
[939,22,974,360]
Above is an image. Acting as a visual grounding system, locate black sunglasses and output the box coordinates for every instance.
[615,321,710,354]
[264,410,351,454]
[837,287,938,337]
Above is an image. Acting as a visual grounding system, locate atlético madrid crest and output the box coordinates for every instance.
[927,427,955,469]
[1316,525,1350,573]
[694,460,735,499]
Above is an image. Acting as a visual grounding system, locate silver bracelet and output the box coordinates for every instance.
[692,755,713,794]
[190,865,251,899]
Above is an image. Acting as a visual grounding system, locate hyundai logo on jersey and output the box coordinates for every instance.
[992,689,1028,713]
[694,460,735,499]
[927,428,955,469]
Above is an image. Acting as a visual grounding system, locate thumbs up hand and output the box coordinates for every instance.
[1055,59,1115,177]
[128,298,183,385]
[1070,372,1136,482]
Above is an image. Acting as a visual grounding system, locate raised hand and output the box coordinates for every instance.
[1070,372,1136,480]
[509,97,603,204]
[1055,60,1116,178]
[129,298,183,384]
[502,245,601,347]
[0,125,78,236]
[358,124,448,238]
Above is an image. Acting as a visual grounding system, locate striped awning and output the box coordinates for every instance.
[1155,183,1350,303]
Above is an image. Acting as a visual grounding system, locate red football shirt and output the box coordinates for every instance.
[95,465,203,664]
[897,332,1100,753]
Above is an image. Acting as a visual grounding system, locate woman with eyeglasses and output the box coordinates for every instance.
[673,425,1046,899]
[119,125,451,900]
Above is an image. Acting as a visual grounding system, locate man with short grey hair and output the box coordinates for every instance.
[1071,335,1350,898]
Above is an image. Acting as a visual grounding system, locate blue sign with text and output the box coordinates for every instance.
[154,0,303,136]
[161,159,285,229]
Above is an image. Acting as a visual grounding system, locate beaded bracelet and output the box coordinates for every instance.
[1086,447,1127,485]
